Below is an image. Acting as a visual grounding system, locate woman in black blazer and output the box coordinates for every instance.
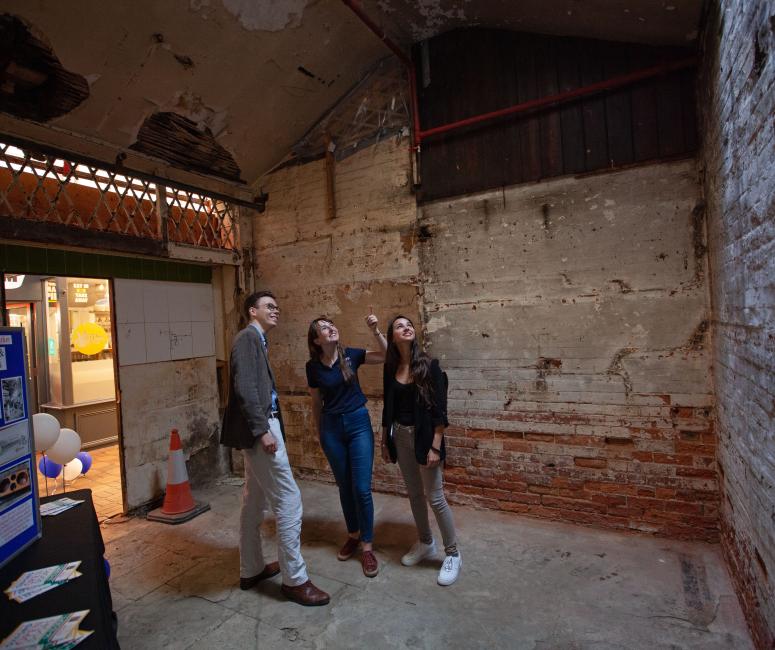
[381,315,462,586]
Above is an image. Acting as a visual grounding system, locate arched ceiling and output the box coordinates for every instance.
[0,0,703,200]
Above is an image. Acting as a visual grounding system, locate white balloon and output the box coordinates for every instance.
[32,413,61,452]
[47,428,82,464]
[63,457,83,482]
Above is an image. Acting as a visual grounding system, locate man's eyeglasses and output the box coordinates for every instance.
[252,303,280,313]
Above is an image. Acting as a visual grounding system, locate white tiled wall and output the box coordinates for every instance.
[115,279,215,366]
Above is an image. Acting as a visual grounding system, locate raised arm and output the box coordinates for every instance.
[364,308,387,363]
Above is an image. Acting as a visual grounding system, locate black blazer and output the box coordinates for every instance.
[382,358,449,465]
[221,326,284,450]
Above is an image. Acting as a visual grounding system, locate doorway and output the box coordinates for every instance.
[3,273,124,520]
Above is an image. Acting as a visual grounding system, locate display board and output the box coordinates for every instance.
[0,327,41,568]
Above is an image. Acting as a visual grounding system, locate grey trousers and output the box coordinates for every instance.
[393,423,458,555]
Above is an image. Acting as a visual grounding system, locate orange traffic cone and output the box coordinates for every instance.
[147,429,210,524]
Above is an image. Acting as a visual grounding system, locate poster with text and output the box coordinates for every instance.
[0,328,41,568]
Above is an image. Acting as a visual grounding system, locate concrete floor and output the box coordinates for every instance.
[102,480,753,650]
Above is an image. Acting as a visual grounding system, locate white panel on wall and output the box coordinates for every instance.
[166,283,193,323]
[170,321,193,360]
[143,283,170,324]
[115,279,216,366]
[145,323,172,363]
[117,323,146,365]
[114,279,145,324]
[192,321,216,357]
[191,284,214,322]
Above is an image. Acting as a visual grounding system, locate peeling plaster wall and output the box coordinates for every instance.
[114,279,226,509]
[256,138,717,541]
[119,357,222,509]
[253,137,418,494]
[419,160,717,541]
[698,1,775,647]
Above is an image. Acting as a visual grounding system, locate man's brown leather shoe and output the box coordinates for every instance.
[240,561,280,590]
[281,580,330,606]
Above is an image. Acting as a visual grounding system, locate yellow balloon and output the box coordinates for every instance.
[71,322,109,355]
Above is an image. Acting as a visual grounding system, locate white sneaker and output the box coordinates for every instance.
[401,539,437,566]
[437,552,462,586]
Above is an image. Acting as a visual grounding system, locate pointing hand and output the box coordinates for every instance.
[365,306,378,333]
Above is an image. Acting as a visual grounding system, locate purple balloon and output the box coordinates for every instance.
[38,456,62,479]
[76,451,93,474]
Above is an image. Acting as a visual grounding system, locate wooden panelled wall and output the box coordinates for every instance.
[416,29,698,202]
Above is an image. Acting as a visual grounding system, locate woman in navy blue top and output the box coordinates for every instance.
[306,311,387,577]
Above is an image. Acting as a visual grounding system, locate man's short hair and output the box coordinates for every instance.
[244,290,276,320]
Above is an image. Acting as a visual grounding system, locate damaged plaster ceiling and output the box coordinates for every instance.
[0,0,703,195]
[368,0,704,47]
[0,0,387,193]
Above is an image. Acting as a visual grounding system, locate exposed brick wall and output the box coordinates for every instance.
[256,131,719,541]
[420,160,717,542]
[698,1,775,647]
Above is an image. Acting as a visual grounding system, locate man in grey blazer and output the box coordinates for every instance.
[221,290,329,606]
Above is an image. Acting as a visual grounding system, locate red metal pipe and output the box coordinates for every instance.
[419,56,697,140]
[341,0,421,149]
[341,0,695,151]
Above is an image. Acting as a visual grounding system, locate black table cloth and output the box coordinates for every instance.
[0,489,120,648]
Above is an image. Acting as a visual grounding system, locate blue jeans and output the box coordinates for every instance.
[319,406,375,543]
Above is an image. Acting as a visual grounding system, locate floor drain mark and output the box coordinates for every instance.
[679,554,715,626]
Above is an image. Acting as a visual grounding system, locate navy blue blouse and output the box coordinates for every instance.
[306,347,367,414]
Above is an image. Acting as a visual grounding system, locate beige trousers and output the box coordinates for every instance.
[240,417,308,586]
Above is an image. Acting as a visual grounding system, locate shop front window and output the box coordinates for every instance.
[67,279,115,403]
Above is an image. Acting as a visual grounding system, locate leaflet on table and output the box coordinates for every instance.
[4,561,82,603]
[39,499,84,517]
[0,609,93,649]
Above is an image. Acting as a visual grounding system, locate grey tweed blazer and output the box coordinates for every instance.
[220,325,281,449]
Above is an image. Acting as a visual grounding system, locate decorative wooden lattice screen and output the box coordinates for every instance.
[0,142,239,251]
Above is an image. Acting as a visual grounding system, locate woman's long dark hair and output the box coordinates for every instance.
[385,315,433,408]
[307,316,354,383]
